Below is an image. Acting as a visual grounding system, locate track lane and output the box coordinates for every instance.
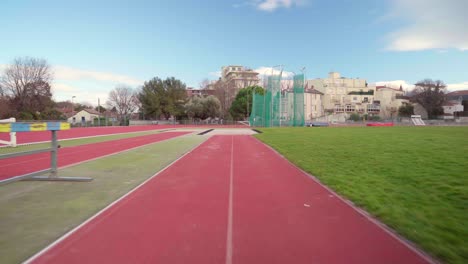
[0,125,174,145]
[0,132,190,181]
[231,135,431,264]
[30,135,231,264]
[25,135,433,264]
[0,125,247,145]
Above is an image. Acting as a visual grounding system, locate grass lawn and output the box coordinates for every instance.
[256,126,468,264]
[0,135,206,264]
[0,129,170,155]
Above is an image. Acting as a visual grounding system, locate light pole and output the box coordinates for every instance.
[71,96,76,123]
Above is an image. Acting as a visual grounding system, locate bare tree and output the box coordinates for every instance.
[199,79,211,90]
[107,85,139,125]
[213,80,228,117]
[412,79,446,119]
[0,57,53,118]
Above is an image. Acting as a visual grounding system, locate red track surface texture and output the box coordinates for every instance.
[0,126,176,145]
[0,125,245,145]
[0,132,190,181]
[30,136,431,264]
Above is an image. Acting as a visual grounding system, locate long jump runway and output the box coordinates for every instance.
[28,135,432,264]
[0,131,190,181]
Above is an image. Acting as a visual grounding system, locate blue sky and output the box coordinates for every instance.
[0,0,467,105]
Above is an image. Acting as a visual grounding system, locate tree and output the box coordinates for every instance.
[184,95,221,120]
[95,105,107,113]
[229,85,265,120]
[185,96,204,120]
[0,96,13,119]
[412,79,446,119]
[0,57,54,118]
[398,104,414,117]
[138,77,187,120]
[107,85,139,125]
[202,95,221,119]
[213,80,228,117]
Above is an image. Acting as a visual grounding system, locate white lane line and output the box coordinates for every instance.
[225,136,234,264]
[251,136,437,264]
[23,136,208,264]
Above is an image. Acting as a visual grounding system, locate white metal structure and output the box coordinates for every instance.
[411,115,426,126]
[0,117,17,147]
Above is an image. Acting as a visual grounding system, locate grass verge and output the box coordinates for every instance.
[255,126,468,264]
[0,135,206,264]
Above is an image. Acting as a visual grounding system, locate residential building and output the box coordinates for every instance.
[67,109,101,124]
[374,86,409,119]
[304,88,324,120]
[446,90,468,101]
[218,65,260,112]
[442,101,464,119]
[186,87,215,98]
[305,72,379,118]
[442,90,466,119]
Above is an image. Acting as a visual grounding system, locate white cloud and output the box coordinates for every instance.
[385,0,468,51]
[52,88,109,106]
[209,71,221,78]
[54,66,143,86]
[244,0,308,12]
[447,81,468,91]
[254,66,294,79]
[53,83,79,92]
[1,64,143,106]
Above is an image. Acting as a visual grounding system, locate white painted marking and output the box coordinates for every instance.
[225,136,234,264]
[23,136,208,264]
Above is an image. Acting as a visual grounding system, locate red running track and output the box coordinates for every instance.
[0,125,177,145]
[0,132,190,181]
[29,135,432,264]
[0,125,247,145]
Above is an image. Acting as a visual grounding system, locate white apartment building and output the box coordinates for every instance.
[220,65,260,110]
[304,88,324,120]
[374,86,409,119]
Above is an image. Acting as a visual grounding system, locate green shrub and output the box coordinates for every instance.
[349,113,361,121]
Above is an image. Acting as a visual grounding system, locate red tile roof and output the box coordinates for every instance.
[446,90,468,96]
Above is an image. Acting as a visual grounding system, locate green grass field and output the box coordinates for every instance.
[256,126,468,264]
[0,135,206,264]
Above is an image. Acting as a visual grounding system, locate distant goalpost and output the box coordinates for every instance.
[0,118,17,147]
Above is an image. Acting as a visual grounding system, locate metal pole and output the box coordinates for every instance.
[50,130,58,177]
[98,98,101,127]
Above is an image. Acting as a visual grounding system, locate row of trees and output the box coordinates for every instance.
[0,57,455,122]
[107,77,223,124]
[0,57,222,123]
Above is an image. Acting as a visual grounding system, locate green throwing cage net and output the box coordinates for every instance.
[250,73,282,127]
[250,72,305,127]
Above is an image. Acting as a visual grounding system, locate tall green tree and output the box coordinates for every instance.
[184,95,221,120]
[138,77,187,120]
[398,104,414,117]
[202,95,221,119]
[229,85,264,120]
